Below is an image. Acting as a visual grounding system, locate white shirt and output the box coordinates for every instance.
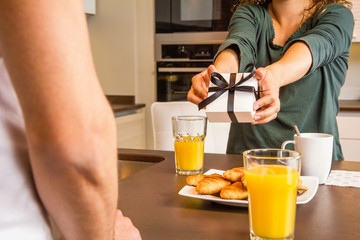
[0,58,53,239]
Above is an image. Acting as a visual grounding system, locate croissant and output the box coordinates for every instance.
[196,176,231,194]
[220,182,248,200]
[206,173,224,179]
[223,167,244,182]
[186,173,224,187]
[186,174,206,187]
[297,179,308,196]
[241,175,247,189]
[189,169,308,199]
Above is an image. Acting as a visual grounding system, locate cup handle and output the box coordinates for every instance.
[281,140,295,150]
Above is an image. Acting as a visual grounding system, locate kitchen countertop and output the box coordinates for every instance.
[105,96,360,117]
[116,148,360,240]
[106,95,145,117]
[339,100,360,111]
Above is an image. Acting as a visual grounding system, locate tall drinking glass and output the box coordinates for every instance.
[172,115,207,175]
[243,149,301,240]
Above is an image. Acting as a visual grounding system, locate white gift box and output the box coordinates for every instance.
[204,72,258,123]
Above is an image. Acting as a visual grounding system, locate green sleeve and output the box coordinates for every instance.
[284,4,354,72]
[214,5,261,72]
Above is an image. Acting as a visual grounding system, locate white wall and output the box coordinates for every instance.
[87,0,156,149]
[133,1,156,149]
[87,0,137,95]
[341,43,360,100]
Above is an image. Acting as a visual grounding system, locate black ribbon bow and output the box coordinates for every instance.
[198,64,260,123]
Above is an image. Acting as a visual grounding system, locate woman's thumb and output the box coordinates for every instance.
[254,68,266,82]
[207,64,217,75]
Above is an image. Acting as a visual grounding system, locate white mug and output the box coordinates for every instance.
[281,133,333,184]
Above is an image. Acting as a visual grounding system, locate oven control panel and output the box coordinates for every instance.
[161,44,220,61]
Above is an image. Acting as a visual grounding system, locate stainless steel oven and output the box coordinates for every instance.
[156,32,227,101]
[155,0,235,33]
[155,0,234,101]
[157,62,210,101]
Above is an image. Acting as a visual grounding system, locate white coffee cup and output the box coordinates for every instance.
[281,133,333,184]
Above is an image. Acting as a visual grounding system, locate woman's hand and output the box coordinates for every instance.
[188,48,239,105]
[187,65,217,105]
[113,210,141,240]
[252,66,282,124]
[252,42,312,124]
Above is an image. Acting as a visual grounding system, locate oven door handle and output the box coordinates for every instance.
[158,67,206,73]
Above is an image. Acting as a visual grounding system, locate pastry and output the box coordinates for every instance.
[223,167,244,182]
[220,182,248,200]
[186,174,206,186]
[241,175,247,188]
[206,173,224,179]
[297,179,308,195]
[196,176,231,194]
[189,168,308,199]
[186,173,223,187]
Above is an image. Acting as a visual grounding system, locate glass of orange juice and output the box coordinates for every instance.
[172,115,207,175]
[243,149,301,240]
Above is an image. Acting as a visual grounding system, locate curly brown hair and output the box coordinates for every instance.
[231,0,352,16]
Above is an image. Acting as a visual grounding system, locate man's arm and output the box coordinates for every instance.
[0,1,124,239]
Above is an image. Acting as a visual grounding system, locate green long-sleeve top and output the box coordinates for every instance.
[216,3,354,160]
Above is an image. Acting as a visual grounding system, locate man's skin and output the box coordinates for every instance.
[0,1,141,239]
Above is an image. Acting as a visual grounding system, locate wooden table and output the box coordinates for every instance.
[117,149,360,240]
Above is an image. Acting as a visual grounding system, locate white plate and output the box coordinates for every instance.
[178,169,319,207]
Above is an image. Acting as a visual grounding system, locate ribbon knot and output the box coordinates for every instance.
[198,64,260,123]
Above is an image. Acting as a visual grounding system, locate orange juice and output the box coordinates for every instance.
[174,136,204,172]
[245,165,299,239]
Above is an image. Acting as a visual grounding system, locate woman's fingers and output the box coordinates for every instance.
[253,94,279,111]
[252,97,280,124]
[187,86,207,105]
[187,65,217,105]
[253,112,278,125]
[252,99,279,124]
[207,64,217,76]
[188,64,281,125]
[187,72,208,104]
[252,67,281,124]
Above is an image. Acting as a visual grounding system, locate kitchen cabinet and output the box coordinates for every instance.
[352,1,360,42]
[337,114,360,161]
[83,0,96,15]
[116,108,146,149]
